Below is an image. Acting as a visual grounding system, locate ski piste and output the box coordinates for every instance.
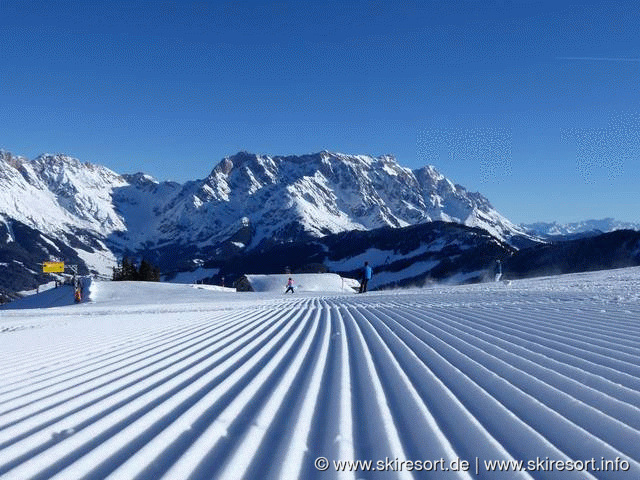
[1,267,640,479]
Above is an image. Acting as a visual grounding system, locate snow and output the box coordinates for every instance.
[324,242,449,273]
[1,267,640,479]
[244,273,359,293]
[2,150,534,281]
[75,247,118,277]
[369,260,441,289]
[10,284,80,309]
[524,218,640,237]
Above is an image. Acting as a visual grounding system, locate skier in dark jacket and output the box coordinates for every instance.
[359,261,373,293]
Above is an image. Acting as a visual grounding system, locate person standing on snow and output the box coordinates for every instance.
[495,259,503,282]
[285,277,295,294]
[359,261,373,293]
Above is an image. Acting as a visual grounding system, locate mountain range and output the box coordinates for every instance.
[1,149,637,297]
[522,218,640,239]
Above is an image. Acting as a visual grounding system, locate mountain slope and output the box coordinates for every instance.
[1,149,537,295]
[160,151,530,250]
[214,221,514,290]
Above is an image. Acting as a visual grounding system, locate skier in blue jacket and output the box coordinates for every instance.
[359,261,373,293]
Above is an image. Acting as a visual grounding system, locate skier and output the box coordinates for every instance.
[284,277,295,294]
[359,261,373,293]
[74,287,82,303]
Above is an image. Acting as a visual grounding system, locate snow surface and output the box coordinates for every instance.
[245,273,359,293]
[1,268,640,479]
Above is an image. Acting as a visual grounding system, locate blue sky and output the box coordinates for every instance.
[1,0,638,224]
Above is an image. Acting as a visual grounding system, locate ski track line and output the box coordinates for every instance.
[284,302,356,480]
[388,308,640,460]
[441,307,640,404]
[479,299,640,333]
[358,303,596,480]
[470,304,640,352]
[0,314,223,393]
[215,304,326,480]
[347,306,476,479]
[358,306,533,480]
[272,303,333,480]
[337,306,415,480]
[372,306,640,477]
[0,309,255,410]
[0,310,203,366]
[437,306,640,387]
[454,304,640,364]
[81,303,309,480]
[1,287,640,479]
[400,303,640,399]
[0,312,240,406]
[53,305,316,480]
[0,308,292,478]
[0,309,268,436]
[154,302,317,480]
[394,306,640,427]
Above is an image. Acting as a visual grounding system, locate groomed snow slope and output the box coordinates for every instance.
[1,269,640,479]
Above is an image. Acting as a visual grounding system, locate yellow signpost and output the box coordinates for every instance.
[43,261,65,273]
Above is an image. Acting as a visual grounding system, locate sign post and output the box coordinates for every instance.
[43,262,65,273]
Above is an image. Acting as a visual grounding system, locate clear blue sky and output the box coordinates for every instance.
[1,0,639,224]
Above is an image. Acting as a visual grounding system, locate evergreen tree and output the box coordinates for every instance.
[112,257,160,282]
[122,257,138,280]
[112,262,122,281]
[151,265,161,282]
[139,259,152,281]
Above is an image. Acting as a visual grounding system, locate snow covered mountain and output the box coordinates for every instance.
[0,151,125,280]
[160,151,529,249]
[0,151,126,237]
[523,218,640,238]
[1,149,532,292]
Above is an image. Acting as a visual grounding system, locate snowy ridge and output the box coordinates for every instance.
[0,153,127,237]
[1,268,640,479]
[180,151,530,247]
[523,218,640,237]
[0,153,128,276]
[1,149,531,264]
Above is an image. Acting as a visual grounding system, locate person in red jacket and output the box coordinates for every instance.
[285,277,295,294]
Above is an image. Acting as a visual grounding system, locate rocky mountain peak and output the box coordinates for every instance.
[0,150,28,169]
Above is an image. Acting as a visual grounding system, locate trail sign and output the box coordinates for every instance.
[43,261,65,273]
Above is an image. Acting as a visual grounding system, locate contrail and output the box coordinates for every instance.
[558,56,640,62]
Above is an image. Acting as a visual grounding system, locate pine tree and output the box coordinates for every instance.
[139,259,152,281]
[151,266,161,282]
[112,257,160,282]
[112,262,122,281]
[121,257,137,281]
